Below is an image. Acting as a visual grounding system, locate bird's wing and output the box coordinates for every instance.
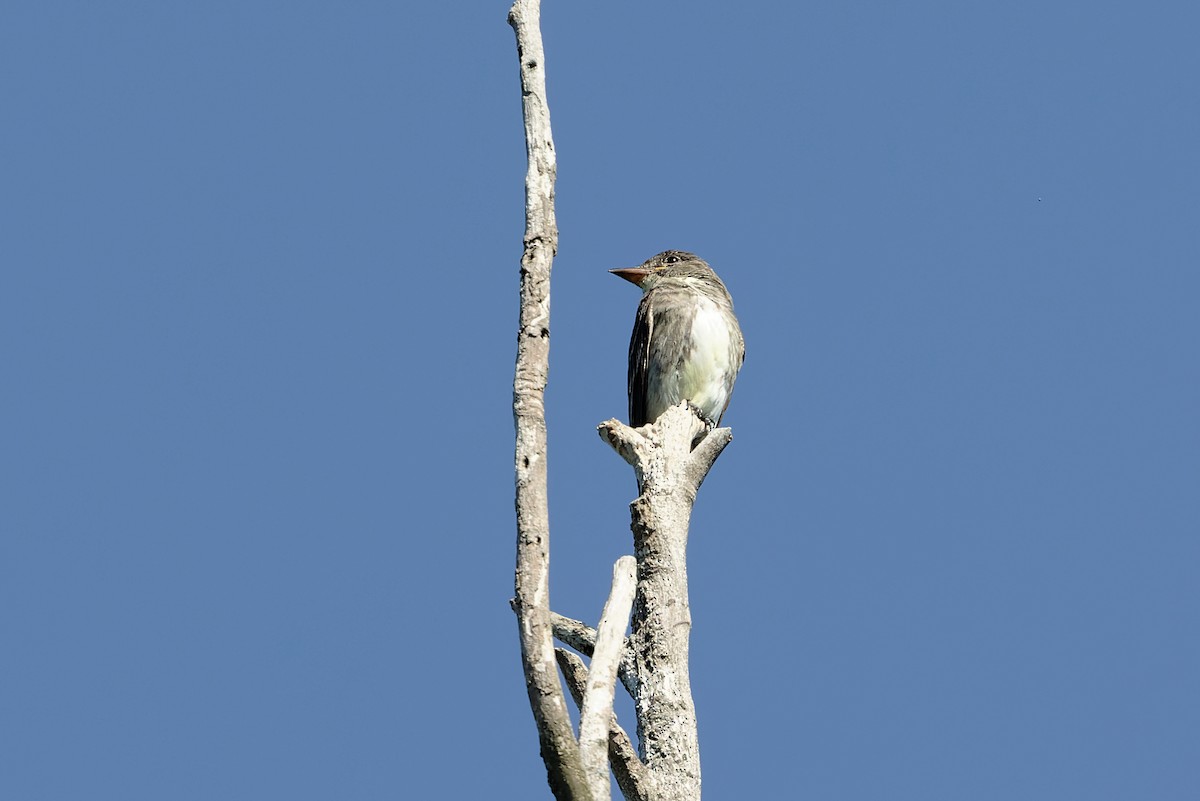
[627,292,655,427]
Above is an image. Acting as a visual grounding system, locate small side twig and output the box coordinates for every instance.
[550,612,638,698]
[506,603,641,699]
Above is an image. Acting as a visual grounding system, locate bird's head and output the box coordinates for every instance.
[609,250,717,290]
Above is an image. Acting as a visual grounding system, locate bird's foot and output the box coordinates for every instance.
[686,401,718,430]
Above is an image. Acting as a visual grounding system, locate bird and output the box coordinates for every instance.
[610,250,745,429]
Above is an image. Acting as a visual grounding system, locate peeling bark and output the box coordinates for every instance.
[599,404,733,800]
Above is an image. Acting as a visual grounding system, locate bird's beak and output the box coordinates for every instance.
[609,267,652,286]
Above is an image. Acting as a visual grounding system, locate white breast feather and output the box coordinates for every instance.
[681,299,733,417]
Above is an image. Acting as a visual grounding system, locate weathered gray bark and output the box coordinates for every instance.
[599,404,733,801]
[557,650,652,801]
[509,1,589,799]
[579,557,637,800]
[549,611,638,698]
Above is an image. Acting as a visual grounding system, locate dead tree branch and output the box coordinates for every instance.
[550,612,638,698]
[598,403,733,801]
[556,650,652,801]
[509,1,589,799]
[579,557,637,799]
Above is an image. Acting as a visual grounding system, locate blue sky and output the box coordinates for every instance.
[4,2,1198,799]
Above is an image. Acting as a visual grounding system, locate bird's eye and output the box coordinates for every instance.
[664,254,680,264]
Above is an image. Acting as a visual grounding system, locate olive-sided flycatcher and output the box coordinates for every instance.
[611,250,745,428]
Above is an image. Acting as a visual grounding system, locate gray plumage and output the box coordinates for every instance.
[611,250,745,428]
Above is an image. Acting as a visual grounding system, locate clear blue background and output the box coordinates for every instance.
[4,2,1197,799]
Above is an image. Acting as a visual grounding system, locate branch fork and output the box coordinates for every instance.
[598,402,733,495]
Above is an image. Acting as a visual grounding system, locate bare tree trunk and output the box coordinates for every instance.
[600,405,733,801]
[508,2,590,799]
